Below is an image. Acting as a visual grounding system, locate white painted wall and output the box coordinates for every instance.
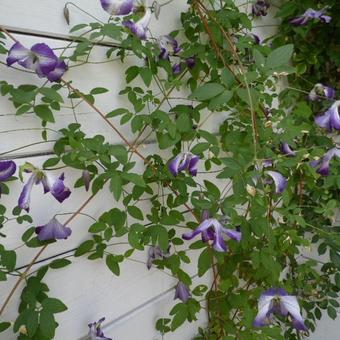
[0,1,338,339]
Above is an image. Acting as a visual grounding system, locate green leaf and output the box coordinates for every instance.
[90,87,109,95]
[127,206,144,220]
[39,310,56,338]
[34,105,55,123]
[89,222,106,233]
[110,172,122,201]
[327,306,337,320]
[106,254,120,276]
[106,108,129,118]
[126,66,139,83]
[110,145,128,163]
[121,172,145,187]
[190,83,225,101]
[191,142,210,155]
[75,240,94,257]
[253,49,265,69]
[0,322,11,333]
[198,248,212,277]
[39,88,64,102]
[208,90,232,110]
[140,68,153,86]
[266,44,294,69]
[42,298,67,313]
[49,259,72,269]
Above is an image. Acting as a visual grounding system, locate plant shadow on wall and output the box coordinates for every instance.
[0,0,339,339]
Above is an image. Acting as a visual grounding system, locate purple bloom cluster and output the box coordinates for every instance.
[100,0,134,16]
[168,152,199,177]
[310,148,340,176]
[252,1,270,17]
[88,317,112,340]
[290,7,331,26]
[174,281,191,303]
[182,218,241,252]
[18,168,71,212]
[308,83,336,102]
[7,42,67,82]
[315,101,340,131]
[254,288,307,331]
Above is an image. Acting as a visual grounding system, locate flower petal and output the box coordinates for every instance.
[266,171,287,194]
[182,219,212,240]
[168,154,184,176]
[280,142,296,157]
[46,60,67,82]
[281,295,307,331]
[0,160,16,181]
[221,227,242,242]
[50,173,71,203]
[18,173,38,212]
[100,0,134,16]
[6,42,30,66]
[253,294,274,327]
[188,155,199,176]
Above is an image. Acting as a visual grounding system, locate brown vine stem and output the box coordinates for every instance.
[0,191,99,316]
[0,27,19,43]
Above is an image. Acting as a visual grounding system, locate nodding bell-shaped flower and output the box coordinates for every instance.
[315,101,340,131]
[0,160,16,182]
[290,7,331,26]
[252,0,270,17]
[280,142,296,157]
[123,8,152,40]
[253,288,307,331]
[265,171,287,194]
[18,164,71,212]
[158,35,182,60]
[182,218,241,252]
[0,160,16,197]
[147,245,170,270]
[88,317,112,340]
[7,42,67,82]
[174,281,191,303]
[168,152,199,177]
[99,0,134,16]
[35,217,72,241]
[310,147,340,176]
[308,83,336,101]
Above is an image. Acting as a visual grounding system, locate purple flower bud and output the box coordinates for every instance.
[0,160,16,181]
[174,281,191,303]
[168,152,199,177]
[172,63,182,74]
[185,56,196,69]
[147,245,170,270]
[82,170,91,192]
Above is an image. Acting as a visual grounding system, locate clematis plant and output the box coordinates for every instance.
[290,7,331,26]
[88,317,112,340]
[315,100,340,131]
[35,217,72,241]
[310,147,340,176]
[168,152,199,177]
[174,281,191,303]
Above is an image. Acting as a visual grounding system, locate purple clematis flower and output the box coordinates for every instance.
[308,83,336,101]
[168,152,199,177]
[158,35,182,60]
[123,8,151,40]
[254,288,307,331]
[6,42,67,82]
[310,147,340,176]
[18,169,71,212]
[147,245,170,270]
[35,217,71,241]
[266,171,287,194]
[88,317,112,340]
[172,63,182,74]
[280,142,296,157]
[100,0,134,16]
[290,7,331,26]
[174,281,191,303]
[182,218,241,252]
[0,160,16,197]
[315,101,340,131]
[0,160,16,182]
[185,56,196,69]
[252,0,270,17]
